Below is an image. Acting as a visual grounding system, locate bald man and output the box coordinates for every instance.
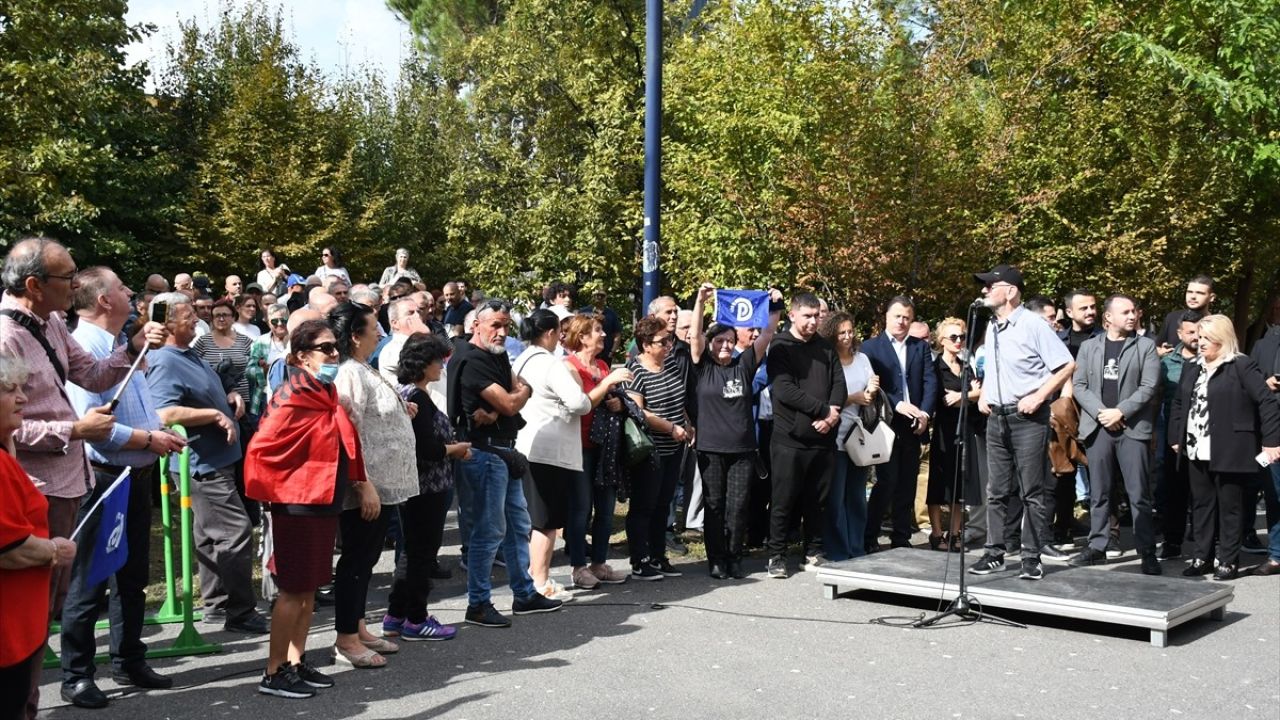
[307,287,338,317]
[145,274,170,295]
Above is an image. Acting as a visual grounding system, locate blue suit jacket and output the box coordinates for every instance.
[861,332,938,438]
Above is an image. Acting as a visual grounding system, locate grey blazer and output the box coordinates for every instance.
[1073,333,1160,442]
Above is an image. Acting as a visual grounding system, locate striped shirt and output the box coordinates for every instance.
[193,332,254,408]
[625,356,688,457]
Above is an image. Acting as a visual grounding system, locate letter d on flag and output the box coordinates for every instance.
[714,289,769,328]
[85,470,131,587]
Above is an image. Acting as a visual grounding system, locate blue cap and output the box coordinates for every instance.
[286,273,307,289]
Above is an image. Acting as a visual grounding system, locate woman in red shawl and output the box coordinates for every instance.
[245,320,378,699]
[0,354,76,720]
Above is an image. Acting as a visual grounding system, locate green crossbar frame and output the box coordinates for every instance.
[44,426,220,667]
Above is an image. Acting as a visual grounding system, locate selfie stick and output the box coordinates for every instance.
[108,345,150,412]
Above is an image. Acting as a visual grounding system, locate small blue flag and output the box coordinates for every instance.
[715,289,770,328]
[86,471,131,587]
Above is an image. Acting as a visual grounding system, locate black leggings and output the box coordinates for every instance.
[334,508,390,634]
[387,490,451,623]
[625,453,681,565]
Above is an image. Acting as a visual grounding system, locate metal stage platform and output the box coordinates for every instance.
[815,548,1234,647]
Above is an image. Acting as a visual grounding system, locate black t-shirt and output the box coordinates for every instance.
[453,341,521,440]
[1067,328,1096,358]
[1101,338,1123,408]
[443,299,473,327]
[693,346,757,454]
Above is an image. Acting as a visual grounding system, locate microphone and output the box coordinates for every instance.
[970,298,987,308]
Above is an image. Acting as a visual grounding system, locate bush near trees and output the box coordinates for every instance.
[1,0,1277,328]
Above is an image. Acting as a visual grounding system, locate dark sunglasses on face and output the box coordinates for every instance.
[301,342,339,356]
[270,318,288,327]
[945,333,965,342]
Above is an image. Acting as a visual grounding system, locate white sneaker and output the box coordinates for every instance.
[538,579,575,602]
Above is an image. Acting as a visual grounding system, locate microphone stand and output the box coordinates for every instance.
[915,300,1024,629]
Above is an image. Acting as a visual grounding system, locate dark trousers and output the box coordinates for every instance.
[335,507,391,634]
[865,420,922,546]
[60,466,155,684]
[186,466,256,620]
[566,448,616,567]
[625,453,681,565]
[1160,448,1192,545]
[387,491,449,623]
[1,648,42,720]
[1085,431,1156,554]
[697,451,754,565]
[984,408,1052,560]
[1187,460,1249,566]
[747,420,774,547]
[766,443,833,558]
[1051,467,1077,539]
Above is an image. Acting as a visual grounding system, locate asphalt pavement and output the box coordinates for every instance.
[38,525,1280,720]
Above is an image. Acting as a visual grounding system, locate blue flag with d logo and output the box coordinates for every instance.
[715,289,770,328]
[86,471,131,587]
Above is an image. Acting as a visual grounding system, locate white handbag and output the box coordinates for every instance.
[844,416,895,466]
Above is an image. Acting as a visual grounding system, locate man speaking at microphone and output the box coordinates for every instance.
[967,265,1075,581]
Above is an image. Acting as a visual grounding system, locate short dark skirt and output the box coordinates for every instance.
[268,512,338,593]
[524,462,572,530]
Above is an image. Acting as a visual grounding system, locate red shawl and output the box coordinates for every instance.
[245,368,365,505]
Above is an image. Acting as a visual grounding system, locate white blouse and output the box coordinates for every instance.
[837,352,875,439]
[513,346,592,471]
[334,360,419,506]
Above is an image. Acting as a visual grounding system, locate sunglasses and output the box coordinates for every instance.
[300,342,339,356]
[649,336,673,346]
[944,333,966,342]
[269,318,288,327]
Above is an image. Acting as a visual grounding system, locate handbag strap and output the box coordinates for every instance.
[1,309,68,387]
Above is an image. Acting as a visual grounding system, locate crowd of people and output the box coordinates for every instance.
[1,238,1278,714]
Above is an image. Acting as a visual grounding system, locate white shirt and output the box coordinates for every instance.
[837,352,874,439]
[233,322,261,340]
[889,334,911,405]
[513,346,592,471]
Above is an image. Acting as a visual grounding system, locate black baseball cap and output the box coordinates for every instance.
[974,264,1025,291]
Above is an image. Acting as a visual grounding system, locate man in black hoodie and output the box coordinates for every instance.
[765,293,847,578]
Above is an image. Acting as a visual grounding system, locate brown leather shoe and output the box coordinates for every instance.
[1251,559,1280,576]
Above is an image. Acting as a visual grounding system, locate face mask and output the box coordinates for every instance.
[316,363,340,384]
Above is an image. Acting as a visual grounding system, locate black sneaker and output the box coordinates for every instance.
[651,558,682,577]
[968,553,1005,575]
[1140,553,1163,576]
[465,602,512,627]
[1069,547,1107,567]
[258,663,316,699]
[1159,543,1182,560]
[225,612,270,634]
[1182,559,1213,576]
[512,593,563,615]
[1039,545,1070,563]
[767,556,788,579]
[1105,537,1123,559]
[1019,558,1044,580]
[1213,563,1239,581]
[631,562,664,581]
[295,655,334,688]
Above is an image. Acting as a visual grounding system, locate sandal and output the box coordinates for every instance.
[333,645,387,669]
[928,533,947,551]
[360,637,399,654]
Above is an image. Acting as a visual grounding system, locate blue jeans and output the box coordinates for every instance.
[459,450,536,606]
[1268,464,1280,562]
[826,455,868,562]
[566,448,616,567]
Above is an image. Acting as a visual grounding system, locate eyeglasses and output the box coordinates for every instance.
[945,333,966,342]
[39,270,78,283]
[322,252,331,257]
[649,336,673,347]
[300,342,339,356]
[269,318,288,327]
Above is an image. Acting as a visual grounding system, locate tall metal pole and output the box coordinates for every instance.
[641,0,663,312]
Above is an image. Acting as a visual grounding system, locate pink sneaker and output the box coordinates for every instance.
[589,564,629,584]
[572,566,600,590]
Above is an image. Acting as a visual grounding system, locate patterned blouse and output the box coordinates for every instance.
[334,360,419,507]
[1184,363,1213,461]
